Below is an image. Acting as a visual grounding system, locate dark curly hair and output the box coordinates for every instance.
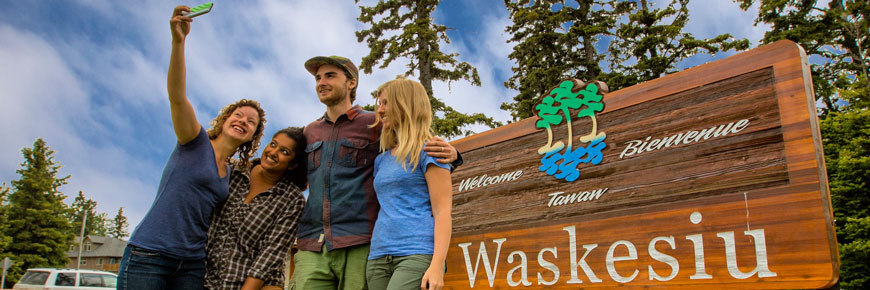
[207,99,266,169]
[272,126,308,190]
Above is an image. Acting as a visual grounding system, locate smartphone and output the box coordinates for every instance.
[183,3,213,18]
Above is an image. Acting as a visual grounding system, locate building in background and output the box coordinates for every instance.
[66,235,127,273]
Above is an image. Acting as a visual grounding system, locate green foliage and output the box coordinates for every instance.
[740,1,870,287]
[820,109,870,289]
[503,0,747,120]
[608,0,750,86]
[68,191,110,238]
[0,184,12,253]
[503,0,630,120]
[109,207,130,239]
[737,0,869,116]
[2,139,74,284]
[356,0,501,138]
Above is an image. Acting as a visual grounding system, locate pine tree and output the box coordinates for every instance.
[356,0,501,138]
[109,207,130,239]
[68,191,109,237]
[608,0,749,88]
[821,109,870,288]
[0,184,12,253]
[503,0,630,120]
[738,1,869,287]
[737,0,868,116]
[2,139,74,283]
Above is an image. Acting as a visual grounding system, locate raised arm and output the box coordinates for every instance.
[167,5,200,144]
[422,165,452,290]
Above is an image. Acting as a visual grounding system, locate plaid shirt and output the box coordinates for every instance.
[204,160,306,289]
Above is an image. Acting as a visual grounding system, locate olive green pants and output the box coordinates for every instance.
[365,255,432,290]
[291,244,369,290]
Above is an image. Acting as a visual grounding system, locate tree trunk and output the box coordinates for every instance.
[415,0,434,96]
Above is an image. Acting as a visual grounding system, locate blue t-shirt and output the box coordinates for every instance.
[129,126,230,260]
[368,149,450,260]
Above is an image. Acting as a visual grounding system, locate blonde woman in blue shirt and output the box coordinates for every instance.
[366,77,453,290]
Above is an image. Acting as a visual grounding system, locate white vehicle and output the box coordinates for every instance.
[13,268,117,289]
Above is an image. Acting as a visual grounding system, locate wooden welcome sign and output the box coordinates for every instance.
[445,40,839,289]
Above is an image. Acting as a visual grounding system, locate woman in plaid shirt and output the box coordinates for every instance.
[205,127,308,290]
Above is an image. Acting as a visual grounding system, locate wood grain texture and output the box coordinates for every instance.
[445,40,838,289]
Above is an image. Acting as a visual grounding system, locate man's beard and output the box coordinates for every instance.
[319,84,348,107]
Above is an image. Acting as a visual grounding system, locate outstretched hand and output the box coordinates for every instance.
[424,136,457,164]
[170,6,192,43]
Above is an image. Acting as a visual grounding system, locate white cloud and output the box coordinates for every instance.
[686,0,770,46]
[2,0,774,232]
[0,24,161,228]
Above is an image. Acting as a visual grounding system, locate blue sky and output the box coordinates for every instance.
[0,0,768,232]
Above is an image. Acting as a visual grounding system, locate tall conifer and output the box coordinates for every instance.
[68,191,109,237]
[2,139,74,283]
[503,0,630,120]
[356,0,501,138]
[608,0,749,87]
[109,207,130,239]
[738,1,870,287]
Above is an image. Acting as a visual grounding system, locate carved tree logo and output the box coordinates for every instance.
[535,79,608,182]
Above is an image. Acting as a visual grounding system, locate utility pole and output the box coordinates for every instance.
[77,210,87,270]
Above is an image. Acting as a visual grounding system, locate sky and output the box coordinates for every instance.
[0,0,769,234]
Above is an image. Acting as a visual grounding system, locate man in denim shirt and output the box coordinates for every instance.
[294,56,460,289]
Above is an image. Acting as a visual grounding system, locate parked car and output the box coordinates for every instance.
[13,268,117,289]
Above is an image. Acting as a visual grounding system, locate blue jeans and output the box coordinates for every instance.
[116,245,205,290]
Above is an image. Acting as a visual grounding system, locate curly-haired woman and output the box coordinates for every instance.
[365,77,453,290]
[205,127,308,290]
[117,6,267,289]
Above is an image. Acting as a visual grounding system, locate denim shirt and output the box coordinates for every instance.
[298,106,382,251]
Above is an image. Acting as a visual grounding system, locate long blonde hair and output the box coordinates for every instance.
[371,76,433,172]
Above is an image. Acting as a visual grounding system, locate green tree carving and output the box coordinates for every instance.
[1,139,74,284]
[356,0,501,138]
[535,80,605,154]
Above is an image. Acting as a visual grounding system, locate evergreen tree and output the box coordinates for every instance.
[503,0,630,120]
[68,191,109,237]
[608,0,749,88]
[821,109,870,289]
[109,207,130,239]
[737,0,868,116]
[356,0,501,138]
[738,1,869,287]
[2,139,74,283]
[0,184,12,253]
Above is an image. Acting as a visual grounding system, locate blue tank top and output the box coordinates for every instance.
[129,126,229,260]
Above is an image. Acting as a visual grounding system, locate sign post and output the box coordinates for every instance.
[445,40,839,289]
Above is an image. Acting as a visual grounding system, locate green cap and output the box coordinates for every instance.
[304,56,359,80]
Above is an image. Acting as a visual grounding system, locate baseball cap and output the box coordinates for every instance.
[304,56,359,80]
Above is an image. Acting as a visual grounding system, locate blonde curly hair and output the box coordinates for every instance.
[206,99,266,169]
